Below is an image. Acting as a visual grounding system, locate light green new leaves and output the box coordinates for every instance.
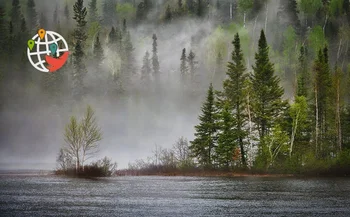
[308,25,327,56]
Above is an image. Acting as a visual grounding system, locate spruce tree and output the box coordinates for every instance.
[221,33,248,167]
[72,0,88,100]
[120,30,135,88]
[250,30,285,142]
[297,46,309,97]
[93,34,104,66]
[188,50,196,82]
[214,51,224,88]
[313,46,334,158]
[152,34,160,80]
[180,48,188,82]
[108,27,117,45]
[141,51,151,81]
[190,83,217,168]
[26,0,37,33]
[215,102,236,169]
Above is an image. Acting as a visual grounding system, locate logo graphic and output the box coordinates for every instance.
[27,29,69,73]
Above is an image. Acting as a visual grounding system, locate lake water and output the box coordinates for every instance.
[1,175,350,216]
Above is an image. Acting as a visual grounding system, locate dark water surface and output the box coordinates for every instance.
[1,175,350,216]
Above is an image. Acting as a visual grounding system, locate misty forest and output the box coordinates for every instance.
[1,0,350,176]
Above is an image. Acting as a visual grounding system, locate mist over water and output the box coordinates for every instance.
[0,0,311,170]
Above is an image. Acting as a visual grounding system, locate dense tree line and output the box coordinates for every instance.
[190,29,350,174]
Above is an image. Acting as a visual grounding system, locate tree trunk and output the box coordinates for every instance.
[290,110,300,158]
[246,90,253,168]
[323,14,328,34]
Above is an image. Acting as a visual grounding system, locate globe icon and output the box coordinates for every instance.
[27,30,69,73]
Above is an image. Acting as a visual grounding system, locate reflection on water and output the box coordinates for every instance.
[1,175,350,216]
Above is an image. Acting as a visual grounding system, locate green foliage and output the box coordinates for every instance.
[251,30,285,139]
[165,5,172,22]
[215,102,236,169]
[238,0,254,12]
[190,84,217,168]
[299,0,323,15]
[329,0,344,17]
[308,26,327,57]
[116,3,136,22]
[72,0,88,100]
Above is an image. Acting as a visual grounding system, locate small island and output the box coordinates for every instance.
[55,106,117,178]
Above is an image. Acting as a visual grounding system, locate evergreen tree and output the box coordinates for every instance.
[120,30,136,89]
[88,0,99,23]
[26,0,37,33]
[214,51,224,88]
[250,30,285,144]
[221,33,248,167]
[190,83,217,168]
[215,101,236,169]
[10,0,21,32]
[180,48,188,82]
[152,34,160,80]
[297,46,309,97]
[188,50,196,82]
[72,0,88,100]
[108,27,117,45]
[93,34,104,66]
[141,51,151,81]
[313,46,334,158]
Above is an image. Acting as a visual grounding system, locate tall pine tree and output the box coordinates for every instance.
[72,0,88,100]
[180,48,188,82]
[220,33,248,167]
[190,83,217,168]
[251,30,285,147]
[152,34,160,81]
